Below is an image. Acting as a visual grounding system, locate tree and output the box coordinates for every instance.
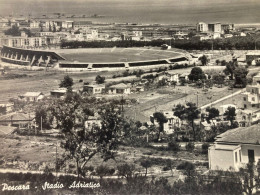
[4,25,21,36]
[198,55,209,66]
[206,107,219,123]
[224,106,236,126]
[223,61,237,80]
[95,165,115,179]
[0,106,6,115]
[59,75,74,89]
[171,80,177,88]
[140,158,152,177]
[95,75,105,84]
[117,163,136,181]
[239,162,260,195]
[233,67,249,88]
[221,60,227,66]
[173,104,186,121]
[188,67,206,82]
[212,74,225,87]
[51,93,125,179]
[153,112,168,141]
[35,105,51,130]
[185,102,200,141]
[185,142,195,152]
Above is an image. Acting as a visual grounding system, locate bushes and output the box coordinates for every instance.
[168,140,180,151]
[185,142,195,152]
[95,165,115,178]
[176,161,195,173]
[201,142,210,154]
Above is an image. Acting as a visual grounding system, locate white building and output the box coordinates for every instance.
[108,83,131,95]
[20,92,44,102]
[209,124,260,171]
[196,22,208,32]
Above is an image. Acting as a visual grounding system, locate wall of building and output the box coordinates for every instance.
[209,146,237,171]
[240,144,260,165]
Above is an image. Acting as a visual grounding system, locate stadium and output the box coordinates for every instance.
[0,46,193,71]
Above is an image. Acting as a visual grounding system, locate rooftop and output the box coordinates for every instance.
[215,124,260,144]
[0,112,34,121]
[23,92,43,97]
[109,83,129,89]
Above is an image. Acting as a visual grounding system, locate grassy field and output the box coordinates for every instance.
[57,48,182,63]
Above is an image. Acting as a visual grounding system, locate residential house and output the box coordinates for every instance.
[219,104,237,116]
[50,88,67,98]
[83,84,105,95]
[20,92,44,102]
[209,124,260,171]
[135,85,145,92]
[0,112,35,129]
[150,111,182,135]
[108,83,131,95]
[252,74,260,84]
[0,102,14,115]
[179,73,189,82]
[239,84,260,126]
[84,114,102,130]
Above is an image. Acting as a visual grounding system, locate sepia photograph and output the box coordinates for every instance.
[0,0,260,194]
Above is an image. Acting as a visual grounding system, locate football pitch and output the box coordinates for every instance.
[56,47,183,63]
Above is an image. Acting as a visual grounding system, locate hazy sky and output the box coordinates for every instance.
[0,0,260,24]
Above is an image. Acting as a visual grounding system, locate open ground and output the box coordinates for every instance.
[0,134,208,182]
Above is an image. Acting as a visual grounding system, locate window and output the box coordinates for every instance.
[239,150,242,162]
[243,97,246,101]
[235,151,238,163]
[244,104,247,109]
[252,97,255,101]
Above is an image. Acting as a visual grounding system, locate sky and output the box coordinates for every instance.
[0,0,260,24]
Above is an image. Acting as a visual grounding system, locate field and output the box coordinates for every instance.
[56,48,183,63]
[0,134,208,181]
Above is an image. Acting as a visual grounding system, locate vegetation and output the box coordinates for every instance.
[60,36,260,50]
[188,67,206,81]
[152,112,168,141]
[95,75,106,84]
[224,106,237,126]
[205,107,220,123]
[59,75,74,89]
[199,55,209,66]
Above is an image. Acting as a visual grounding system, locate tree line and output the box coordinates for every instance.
[60,36,260,50]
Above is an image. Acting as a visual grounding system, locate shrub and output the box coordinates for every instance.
[176,161,195,172]
[168,140,180,151]
[201,142,210,154]
[185,142,195,152]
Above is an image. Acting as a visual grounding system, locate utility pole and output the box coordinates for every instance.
[121,95,124,117]
[196,91,199,107]
[56,142,58,177]
[40,116,42,132]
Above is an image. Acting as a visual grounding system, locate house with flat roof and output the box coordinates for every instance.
[83,84,105,95]
[50,88,67,98]
[208,124,260,171]
[108,83,131,95]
